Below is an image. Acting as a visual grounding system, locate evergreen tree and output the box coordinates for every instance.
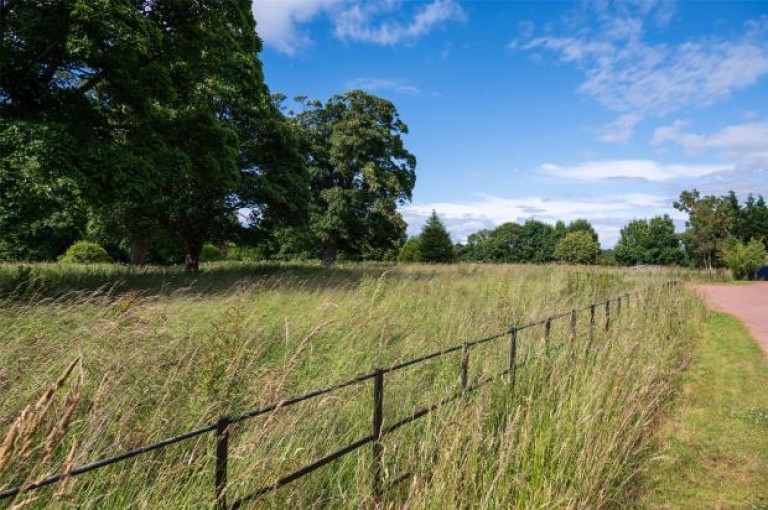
[419,211,453,263]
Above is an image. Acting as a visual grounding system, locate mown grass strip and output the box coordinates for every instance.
[642,312,768,508]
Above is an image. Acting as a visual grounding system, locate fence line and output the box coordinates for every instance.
[0,282,679,506]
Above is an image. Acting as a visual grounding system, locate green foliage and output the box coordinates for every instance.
[226,245,264,262]
[60,241,111,264]
[0,1,308,271]
[554,231,600,265]
[296,90,416,263]
[199,244,224,263]
[398,236,422,262]
[520,219,557,263]
[615,215,684,266]
[597,250,618,266]
[674,190,737,269]
[419,211,453,263]
[722,238,767,280]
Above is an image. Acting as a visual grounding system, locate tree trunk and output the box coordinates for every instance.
[184,239,203,272]
[322,240,337,265]
[129,239,148,266]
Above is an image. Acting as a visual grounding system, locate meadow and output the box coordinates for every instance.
[0,263,705,508]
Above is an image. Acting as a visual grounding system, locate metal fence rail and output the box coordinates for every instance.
[0,282,678,507]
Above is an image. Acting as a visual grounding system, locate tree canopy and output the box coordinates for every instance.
[295,90,416,263]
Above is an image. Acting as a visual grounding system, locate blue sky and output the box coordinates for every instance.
[251,0,768,247]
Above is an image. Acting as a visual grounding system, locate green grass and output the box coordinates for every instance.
[641,312,768,508]
[0,263,704,508]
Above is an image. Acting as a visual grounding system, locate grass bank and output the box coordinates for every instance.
[641,312,768,508]
[0,264,702,508]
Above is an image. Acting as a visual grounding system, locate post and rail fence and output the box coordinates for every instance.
[0,281,680,507]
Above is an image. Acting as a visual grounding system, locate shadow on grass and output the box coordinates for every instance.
[0,261,412,303]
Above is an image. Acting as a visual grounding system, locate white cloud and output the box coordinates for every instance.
[252,0,465,55]
[335,0,465,45]
[653,120,768,155]
[252,0,345,55]
[540,159,730,182]
[511,8,768,140]
[598,113,643,143]
[403,192,678,247]
[346,78,421,95]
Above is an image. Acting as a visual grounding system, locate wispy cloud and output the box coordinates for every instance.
[652,120,768,193]
[598,113,643,143]
[653,120,768,156]
[335,0,466,45]
[510,5,768,141]
[541,160,730,182]
[403,192,681,247]
[346,78,421,95]
[252,0,465,55]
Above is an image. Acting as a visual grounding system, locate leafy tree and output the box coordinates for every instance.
[615,215,684,266]
[1,1,308,270]
[674,190,736,269]
[566,219,599,243]
[419,211,453,263]
[296,90,416,263]
[398,236,422,262]
[520,219,557,263]
[722,238,767,280]
[554,231,599,265]
[734,194,768,249]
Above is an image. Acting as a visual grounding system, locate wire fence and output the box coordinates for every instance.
[0,281,679,507]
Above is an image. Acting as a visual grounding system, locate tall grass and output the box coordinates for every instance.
[0,264,704,508]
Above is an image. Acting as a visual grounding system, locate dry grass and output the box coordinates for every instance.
[0,263,705,508]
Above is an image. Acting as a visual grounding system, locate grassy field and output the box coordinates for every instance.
[641,312,768,508]
[0,263,704,508]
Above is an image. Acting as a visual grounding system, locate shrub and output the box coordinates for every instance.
[722,238,767,280]
[200,243,224,262]
[226,245,264,262]
[554,231,600,265]
[398,237,422,262]
[60,241,112,264]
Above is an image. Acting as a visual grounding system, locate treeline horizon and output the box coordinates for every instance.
[402,190,768,275]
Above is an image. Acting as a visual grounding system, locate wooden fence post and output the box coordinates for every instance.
[372,369,384,501]
[215,415,230,510]
[460,342,469,394]
[589,304,596,344]
[544,318,551,352]
[509,328,517,390]
[570,310,576,343]
[605,301,610,331]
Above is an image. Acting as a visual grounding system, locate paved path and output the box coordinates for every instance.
[696,283,768,357]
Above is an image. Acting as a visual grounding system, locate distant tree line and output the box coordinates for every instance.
[0,1,415,270]
[400,190,767,279]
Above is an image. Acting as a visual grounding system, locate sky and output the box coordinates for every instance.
[251,0,768,247]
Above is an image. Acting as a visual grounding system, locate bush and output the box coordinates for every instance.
[226,245,264,262]
[722,238,767,280]
[200,243,224,262]
[60,241,112,264]
[554,231,599,265]
[398,237,422,262]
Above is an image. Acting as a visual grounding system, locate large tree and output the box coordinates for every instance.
[296,90,416,263]
[615,215,684,266]
[1,1,307,269]
[674,190,736,269]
